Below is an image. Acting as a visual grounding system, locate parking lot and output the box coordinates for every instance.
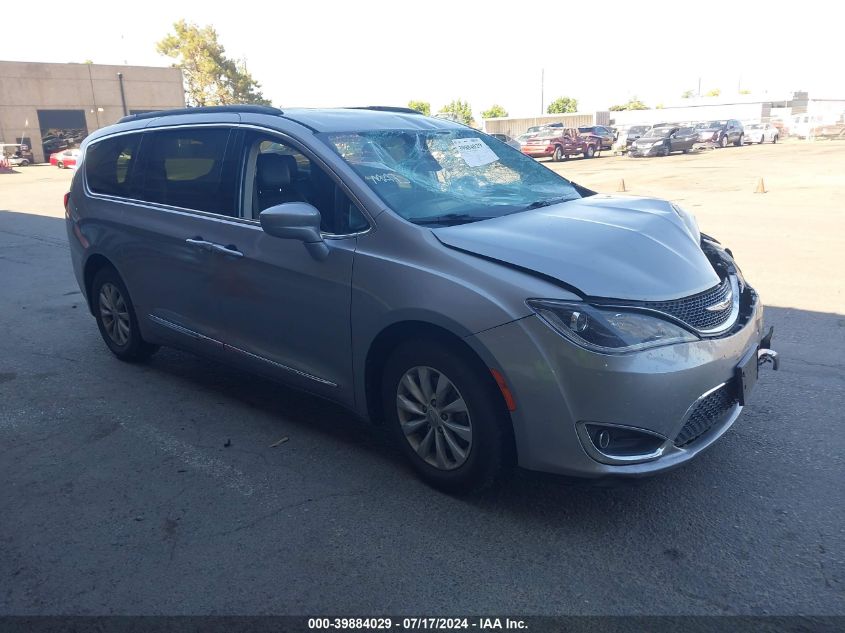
[1,142,843,615]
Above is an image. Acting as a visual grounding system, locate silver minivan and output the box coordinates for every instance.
[66,105,778,492]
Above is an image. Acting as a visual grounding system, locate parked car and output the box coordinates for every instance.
[629,126,698,157]
[577,125,615,150]
[1,143,34,166]
[489,133,521,149]
[67,105,777,492]
[695,120,744,147]
[612,125,652,153]
[742,123,779,144]
[526,123,563,134]
[521,127,600,161]
[50,148,81,169]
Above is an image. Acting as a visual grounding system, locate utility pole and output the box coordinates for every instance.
[541,68,545,115]
[697,77,701,98]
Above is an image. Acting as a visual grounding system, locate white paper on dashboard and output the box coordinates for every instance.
[452,138,499,167]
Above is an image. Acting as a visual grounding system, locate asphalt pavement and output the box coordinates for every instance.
[0,166,842,615]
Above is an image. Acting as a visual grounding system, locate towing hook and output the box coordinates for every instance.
[758,349,779,371]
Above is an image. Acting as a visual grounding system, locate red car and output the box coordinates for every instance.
[50,148,81,169]
[520,127,600,161]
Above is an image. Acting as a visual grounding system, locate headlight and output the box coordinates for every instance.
[527,300,698,353]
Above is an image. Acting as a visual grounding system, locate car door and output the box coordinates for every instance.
[88,125,240,360]
[205,129,367,404]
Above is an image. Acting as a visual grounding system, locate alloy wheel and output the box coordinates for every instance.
[396,366,473,470]
[98,282,131,346]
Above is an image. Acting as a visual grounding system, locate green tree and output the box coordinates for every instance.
[546,96,578,114]
[705,88,721,97]
[157,20,270,106]
[481,104,508,119]
[681,89,694,98]
[609,96,648,111]
[439,99,474,126]
[407,100,430,116]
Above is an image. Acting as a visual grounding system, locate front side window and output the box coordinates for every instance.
[321,129,581,226]
[86,133,143,197]
[244,134,367,234]
[139,128,236,215]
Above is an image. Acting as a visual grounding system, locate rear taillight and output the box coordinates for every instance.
[63,192,70,211]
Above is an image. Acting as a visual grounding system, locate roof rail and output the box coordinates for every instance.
[118,104,284,123]
[349,106,423,115]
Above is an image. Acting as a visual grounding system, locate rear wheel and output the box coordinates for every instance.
[381,339,513,493]
[92,267,158,362]
[734,134,743,147]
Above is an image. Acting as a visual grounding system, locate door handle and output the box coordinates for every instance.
[209,243,244,258]
[185,238,243,258]
[186,237,214,251]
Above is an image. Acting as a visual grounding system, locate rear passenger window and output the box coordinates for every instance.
[140,128,236,215]
[86,134,142,197]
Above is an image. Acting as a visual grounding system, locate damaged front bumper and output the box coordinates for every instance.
[471,286,778,478]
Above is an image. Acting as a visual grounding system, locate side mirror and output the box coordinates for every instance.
[259,202,329,260]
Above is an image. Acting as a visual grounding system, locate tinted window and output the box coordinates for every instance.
[140,128,236,215]
[86,133,143,197]
[247,135,367,234]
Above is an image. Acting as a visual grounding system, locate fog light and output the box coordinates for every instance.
[579,422,668,465]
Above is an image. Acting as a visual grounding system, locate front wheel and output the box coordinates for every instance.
[661,144,671,157]
[381,339,513,493]
[552,145,563,162]
[772,134,778,144]
[92,267,159,362]
[584,145,595,159]
[57,161,64,169]
[719,135,728,148]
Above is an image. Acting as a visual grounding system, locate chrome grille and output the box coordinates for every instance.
[644,276,734,331]
[675,384,738,447]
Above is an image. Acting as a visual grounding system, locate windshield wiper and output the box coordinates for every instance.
[411,214,496,227]
[523,196,575,211]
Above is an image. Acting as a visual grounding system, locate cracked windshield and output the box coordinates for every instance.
[323,130,581,226]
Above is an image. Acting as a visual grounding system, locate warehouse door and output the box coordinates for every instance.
[36,110,88,161]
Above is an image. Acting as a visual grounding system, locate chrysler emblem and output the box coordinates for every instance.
[705,289,733,312]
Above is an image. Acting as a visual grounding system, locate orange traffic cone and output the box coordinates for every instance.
[754,177,767,193]
[617,178,627,192]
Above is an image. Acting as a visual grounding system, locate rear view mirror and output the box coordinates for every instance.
[259,202,329,260]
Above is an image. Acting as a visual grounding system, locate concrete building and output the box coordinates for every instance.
[482,111,611,138]
[0,61,185,163]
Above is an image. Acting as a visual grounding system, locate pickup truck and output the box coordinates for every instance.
[519,127,601,161]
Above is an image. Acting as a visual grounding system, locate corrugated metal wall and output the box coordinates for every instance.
[483,112,605,137]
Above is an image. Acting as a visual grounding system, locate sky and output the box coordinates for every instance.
[2,0,844,118]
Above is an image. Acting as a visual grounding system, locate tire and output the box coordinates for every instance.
[719,135,728,148]
[381,338,513,493]
[758,134,765,144]
[57,161,64,169]
[20,159,29,166]
[91,266,158,362]
[772,134,778,144]
[584,145,595,159]
[734,134,743,147]
[552,145,563,162]
[661,144,670,157]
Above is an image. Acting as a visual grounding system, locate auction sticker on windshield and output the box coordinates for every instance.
[452,138,498,167]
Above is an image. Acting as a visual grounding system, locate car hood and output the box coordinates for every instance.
[432,195,720,301]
